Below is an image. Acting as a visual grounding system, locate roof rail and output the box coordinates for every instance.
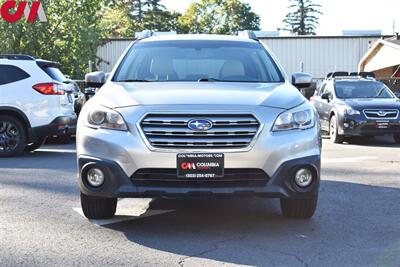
[238,30,258,41]
[358,72,376,78]
[331,71,349,77]
[135,30,178,40]
[332,76,376,81]
[0,54,35,60]
[333,76,361,80]
[350,72,375,78]
[136,30,154,40]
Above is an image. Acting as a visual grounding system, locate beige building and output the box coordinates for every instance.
[359,36,400,78]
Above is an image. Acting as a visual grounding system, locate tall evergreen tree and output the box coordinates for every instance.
[132,0,144,23]
[144,0,165,11]
[282,0,322,35]
[104,0,181,33]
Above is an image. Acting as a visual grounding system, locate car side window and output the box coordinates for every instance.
[0,65,31,85]
[318,84,326,96]
[325,84,333,98]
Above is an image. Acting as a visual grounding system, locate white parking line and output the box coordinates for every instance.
[322,156,378,163]
[73,198,174,226]
[36,148,77,153]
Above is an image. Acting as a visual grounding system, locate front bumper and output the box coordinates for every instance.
[28,115,77,142]
[77,104,321,199]
[78,155,320,199]
[339,116,400,136]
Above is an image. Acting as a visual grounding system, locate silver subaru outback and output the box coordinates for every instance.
[77,31,321,220]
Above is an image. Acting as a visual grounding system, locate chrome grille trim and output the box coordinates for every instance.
[139,113,261,150]
[363,109,399,120]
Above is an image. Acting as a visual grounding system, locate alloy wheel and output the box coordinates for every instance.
[0,121,20,152]
[330,118,336,139]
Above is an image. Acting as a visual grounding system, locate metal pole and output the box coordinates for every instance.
[393,19,396,35]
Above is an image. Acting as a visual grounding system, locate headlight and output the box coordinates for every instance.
[272,108,315,132]
[344,108,360,115]
[86,107,128,131]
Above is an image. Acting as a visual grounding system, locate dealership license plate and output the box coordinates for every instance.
[177,153,224,178]
[376,121,389,129]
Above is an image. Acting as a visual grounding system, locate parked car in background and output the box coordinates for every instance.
[77,31,321,220]
[47,77,86,144]
[311,73,400,143]
[65,76,86,116]
[0,54,77,156]
[83,87,98,101]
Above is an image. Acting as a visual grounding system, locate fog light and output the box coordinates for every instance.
[294,168,313,188]
[87,168,105,187]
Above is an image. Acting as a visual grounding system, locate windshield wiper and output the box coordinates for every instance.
[197,78,271,83]
[117,79,151,82]
[198,78,223,82]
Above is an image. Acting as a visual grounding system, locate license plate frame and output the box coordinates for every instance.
[177,153,224,179]
[376,120,389,129]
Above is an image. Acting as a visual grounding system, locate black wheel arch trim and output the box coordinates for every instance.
[329,109,338,120]
[329,108,346,134]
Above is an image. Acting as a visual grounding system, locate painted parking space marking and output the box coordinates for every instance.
[73,198,174,226]
[37,148,77,153]
[322,156,378,163]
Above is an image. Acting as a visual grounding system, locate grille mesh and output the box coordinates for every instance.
[140,114,260,149]
[131,168,270,187]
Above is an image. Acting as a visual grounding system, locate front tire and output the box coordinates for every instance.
[280,196,318,219]
[0,115,27,157]
[394,134,400,144]
[80,192,117,219]
[329,115,345,144]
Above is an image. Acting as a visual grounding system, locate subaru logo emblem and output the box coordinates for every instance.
[188,119,213,131]
[378,110,387,116]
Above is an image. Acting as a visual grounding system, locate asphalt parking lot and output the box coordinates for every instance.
[1,136,400,267]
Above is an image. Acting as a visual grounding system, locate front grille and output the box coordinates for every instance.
[140,114,260,149]
[131,168,270,187]
[363,109,399,119]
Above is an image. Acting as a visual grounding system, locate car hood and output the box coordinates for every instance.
[95,82,305,110]
[342,98,400,109]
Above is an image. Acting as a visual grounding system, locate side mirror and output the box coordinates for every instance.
[85,71,105,88]
[321,93,330,102]
[292,72,313,89]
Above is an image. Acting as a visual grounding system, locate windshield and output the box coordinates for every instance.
[114,40,284,83]
[335,81,394,99]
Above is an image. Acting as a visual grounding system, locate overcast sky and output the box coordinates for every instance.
[161,0,400,35]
